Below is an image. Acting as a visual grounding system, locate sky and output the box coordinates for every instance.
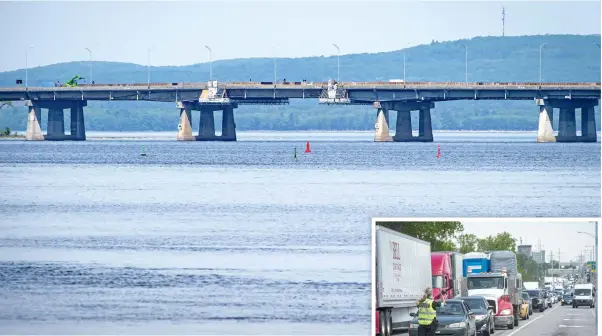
[0,0,600,72]
[461,219,597,266]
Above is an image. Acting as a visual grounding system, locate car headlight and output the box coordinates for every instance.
[448,322,467,328]
[499,309,512,315]
[409,323,419,329]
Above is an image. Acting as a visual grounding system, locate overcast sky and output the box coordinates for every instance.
[0,0,600,72]
[461,219,597,265]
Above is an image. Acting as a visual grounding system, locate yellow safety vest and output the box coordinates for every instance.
[417,298,437,325]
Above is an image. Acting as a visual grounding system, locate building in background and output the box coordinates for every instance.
[518,244,532,258]
[532,250,546,264]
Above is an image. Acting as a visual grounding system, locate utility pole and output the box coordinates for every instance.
[502,7,506,37]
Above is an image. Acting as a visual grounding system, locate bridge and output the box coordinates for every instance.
[1,80,599,142]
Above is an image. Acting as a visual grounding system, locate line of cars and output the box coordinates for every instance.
[374,227,595,336]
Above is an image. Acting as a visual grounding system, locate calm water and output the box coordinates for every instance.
[0,131,599,335]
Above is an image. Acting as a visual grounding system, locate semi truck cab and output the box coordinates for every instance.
[466,270,521,329]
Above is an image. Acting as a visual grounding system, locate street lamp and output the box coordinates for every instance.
[205,45,212,80]
[85,48,92,85]
[147,47,152,87]
[539,43,547,83]
[25,45,33,88]
[459,43,468,83]
[332,43,340,83]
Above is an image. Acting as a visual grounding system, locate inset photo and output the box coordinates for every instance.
[372,219,598,336]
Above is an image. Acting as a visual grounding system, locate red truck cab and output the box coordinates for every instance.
[431,252,454,300]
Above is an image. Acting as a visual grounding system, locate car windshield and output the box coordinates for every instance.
[526,290,540,298]
[563,295,571,299]
[575,289,592,296]
[467,277,504,290]
[462,299,487,311]
[522,293,529,300]
[436,302,465,316]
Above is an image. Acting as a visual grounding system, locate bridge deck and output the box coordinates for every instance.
[0,82,599,103]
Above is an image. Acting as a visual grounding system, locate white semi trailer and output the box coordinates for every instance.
[374,226,432,336]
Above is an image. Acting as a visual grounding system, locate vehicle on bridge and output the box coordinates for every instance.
[64,75,85,87]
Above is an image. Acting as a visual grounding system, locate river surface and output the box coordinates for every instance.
[0,131,599,335]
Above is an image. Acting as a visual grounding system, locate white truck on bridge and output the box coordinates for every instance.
[374,226,431,336]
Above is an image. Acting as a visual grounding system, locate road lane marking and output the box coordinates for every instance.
[558,325,584,327]
[563,318,586,320]
[505,305,560,336]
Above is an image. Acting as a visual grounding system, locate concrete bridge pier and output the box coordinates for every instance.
[536,99,556,143]
[387,101,435,142]
[220,105,237,141]
[581,106,597,142]
[25,100,86,141]
[418,106,434,142]
[197,108,217,140]
[538,99,598,143]
[70,101,86,141]
[373,102,393,142]
[25,103,44,141]
[46,108,66,140]
[176,101,195,141]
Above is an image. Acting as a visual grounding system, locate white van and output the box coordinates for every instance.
[572,283,595,308]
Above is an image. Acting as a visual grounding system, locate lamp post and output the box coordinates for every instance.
[332,43,340,83]
[25,45,33,88]
[459,43,468,82]
[205,45,212,80]
[85,48,92,85]
[147,47,152,87]
[539,43,547,84]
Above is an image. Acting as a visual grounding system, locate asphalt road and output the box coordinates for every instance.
[494,304,596,336]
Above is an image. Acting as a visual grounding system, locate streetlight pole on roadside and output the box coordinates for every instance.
[147,47,152,88]
[205,46,212,80]
[459,43,468,83]
[85,48,92,85]
[25,45,33,88]
[539,43,547,84]
[332,43,340,83]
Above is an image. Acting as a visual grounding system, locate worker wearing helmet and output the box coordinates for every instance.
[416,287,447,336]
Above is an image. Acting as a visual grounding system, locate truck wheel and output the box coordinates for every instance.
[490,320,495,334]
[386,310,392,336]
[378,310,387,336]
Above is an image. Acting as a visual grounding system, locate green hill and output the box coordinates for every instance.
[1,34,600,131]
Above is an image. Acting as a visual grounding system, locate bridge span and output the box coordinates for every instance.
[1,80,599,142]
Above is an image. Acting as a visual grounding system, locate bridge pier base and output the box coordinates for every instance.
[25,100,87,141]
[374,105,392,142]
[393,110,412,141]
[70,102,86,141]
[220,105,237,141]
[382,101,435,142]
[197,109,217,140]
[537,99,598,143]
[418,106,434,142]
[176,105,195,141]
[25,104,44,141]
[581,106,597,142]
[46,108,66,140]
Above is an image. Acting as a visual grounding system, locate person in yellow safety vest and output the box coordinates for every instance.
[416,287,448,336]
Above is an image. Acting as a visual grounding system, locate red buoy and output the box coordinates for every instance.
[436,144,441,158]
[305,141,311,153]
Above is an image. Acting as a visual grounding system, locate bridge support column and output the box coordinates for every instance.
[393,110,412,141]
[70,102,86,141]
[197,109,217,140]
[536,99,556,143]
[581,106,597,142]
[221,105,237,141]
[25,103,44,141]
[374,103,392,142]
[46,108,65,141]
[418,106,434,142]
[176,101,195,141]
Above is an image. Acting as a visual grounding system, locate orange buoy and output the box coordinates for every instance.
[436,144,441,158]
[305,141,311,153]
